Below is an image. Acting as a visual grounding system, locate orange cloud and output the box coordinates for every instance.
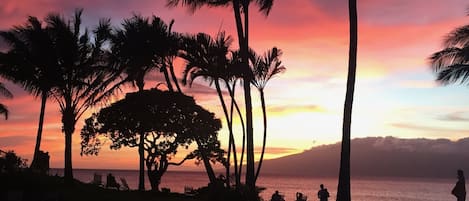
[268,104,326,114]
[1,0,468,170]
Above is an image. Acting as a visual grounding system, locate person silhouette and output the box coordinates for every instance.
[317,184,330,201]
[452,169,466,201]
[271,190,284,201]
[296,192,306,201]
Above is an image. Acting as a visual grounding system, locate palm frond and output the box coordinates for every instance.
[430,47,469,71]
[0,30,26,51]
[0,103,8,120]
[436,64,469,85]
[250,47,285,89]
[0,83,13,98]
[444,24,469,47]
[256,0,274,16]
[179,31,232,88]
[94,18,112,46]
[73,9,84,37]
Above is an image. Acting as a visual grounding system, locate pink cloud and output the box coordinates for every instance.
[1,0,468,169]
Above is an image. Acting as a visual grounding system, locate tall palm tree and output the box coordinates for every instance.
[0,16,61,169]
[430,19,469,84]
[250,47,285,183]
[109,14,180,190]
[179,32,241,186]
[337,0,357,200]
[44,9,119,183]
[0,82,13,119]
[110,14,157,191]
[167,0,274,190]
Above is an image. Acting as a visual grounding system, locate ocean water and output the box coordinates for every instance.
[50,169,456,201]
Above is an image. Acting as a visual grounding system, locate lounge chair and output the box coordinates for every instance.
[90,173,103,187]
[184,186,196,196]
[120,177,130,191]
[106,173,120,190]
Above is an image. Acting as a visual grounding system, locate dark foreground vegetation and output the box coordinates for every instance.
[0,151,199,201]
[0,170,258,201]
[0,171,199,201]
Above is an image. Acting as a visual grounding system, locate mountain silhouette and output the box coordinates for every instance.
[260,136,469,178]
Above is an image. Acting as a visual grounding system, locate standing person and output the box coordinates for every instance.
[317,184,330,201]
[452,169,466,201]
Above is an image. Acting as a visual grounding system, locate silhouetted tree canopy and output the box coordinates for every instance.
[81,89,220,152]
[0,149,28,173]
[109,14,182,92]
[80,89,225,190]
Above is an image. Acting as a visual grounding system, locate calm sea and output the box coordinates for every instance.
[50,169,457,201]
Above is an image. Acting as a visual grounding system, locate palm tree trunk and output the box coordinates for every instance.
[162,65,174,92]
[64,130,73,183]
[238,123,245,187]
[232,0,255,190]
[31,92,47,169]
[133,88,146,191]
[241,2,255,191]
[168,60,182,93]
[196,138,217,184]
[226,131,232,186]
[138,132,145,191]
[62,105,75,184]
[214,80,238,186]
[255,89,267,182]
[226,80,245,187]
[137,74,145,91]
[337,0,357,201]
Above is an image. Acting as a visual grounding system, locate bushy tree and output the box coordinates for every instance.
[81,89,225,191]
[0,150,28,173]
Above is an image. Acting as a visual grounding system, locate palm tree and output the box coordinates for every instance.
[167,0,274,190]
[337,0,357,201]
[225,50,246,187]
[110,14,157,191]
[161,20,183,93]
[0,82,13,119]
[110,15,168,91]
[179,32,241,186]
[109,14,180,190]
[250,47,285,183]
[0,16,61,169]
[44,9,119,183]
[430,20,469,84]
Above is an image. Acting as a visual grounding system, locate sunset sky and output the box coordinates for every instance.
[0,0,468,170]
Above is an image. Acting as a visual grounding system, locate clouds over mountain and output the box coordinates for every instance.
[260,136,469,178]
